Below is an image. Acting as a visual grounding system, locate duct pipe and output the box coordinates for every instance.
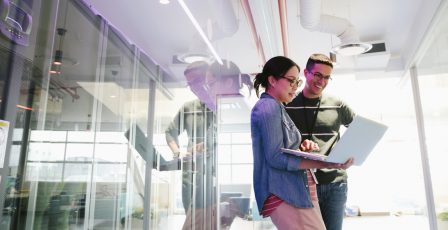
[209,1,239,40]
[278,0,289,57]
[299,0,371,55]
[240,0,266,63]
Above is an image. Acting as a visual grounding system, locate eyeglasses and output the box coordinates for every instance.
[187,77,204,87]
[309,71,332,81]
[280,76,303,87]
[205,78,219,89]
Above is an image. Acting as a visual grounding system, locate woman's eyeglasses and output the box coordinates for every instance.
[280,76,303,87]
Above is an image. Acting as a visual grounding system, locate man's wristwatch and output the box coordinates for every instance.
[173,151,180,158]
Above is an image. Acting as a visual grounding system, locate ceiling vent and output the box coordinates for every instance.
[299,0,372,56]
[356,41,390,70]
[362,42,387,54]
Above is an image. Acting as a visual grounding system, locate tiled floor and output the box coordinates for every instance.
[63,213,447,229]
[227,215,435,230]
[342,215,430,230]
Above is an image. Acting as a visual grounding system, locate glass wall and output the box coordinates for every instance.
[324,74,430,229]
[0,0,158,229]
[0,0,446,230]
[0,0,62,229]
[415,4,448,229]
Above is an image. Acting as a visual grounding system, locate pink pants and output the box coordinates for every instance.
[270,200,326,230]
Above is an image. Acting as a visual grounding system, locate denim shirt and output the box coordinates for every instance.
[251,93,313,213]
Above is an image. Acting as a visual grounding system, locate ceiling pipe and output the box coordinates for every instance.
[299,0,371,56]
[278,0,289,57]
[240,0,266,64]
[209,1,238,41]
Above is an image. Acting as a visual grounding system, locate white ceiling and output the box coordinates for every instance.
[82,0,443,85]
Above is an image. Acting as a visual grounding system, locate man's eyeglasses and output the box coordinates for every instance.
[309,71,332,81]
[205,78,220,90]
[280,76,303,87]
[187,77,204,87]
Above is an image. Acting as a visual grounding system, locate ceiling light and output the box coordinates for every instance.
[54,28,67,63]
[49,70,60,74]
[49,63,61,74]
[176,53,213,64]
[331,42,372,56]
[177,0,222,64]
[53,50,63,65]
[159,0,170,4]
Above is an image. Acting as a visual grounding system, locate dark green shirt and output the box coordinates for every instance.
[286,92,355,184]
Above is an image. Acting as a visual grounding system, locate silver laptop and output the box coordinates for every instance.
[281,115,388,166]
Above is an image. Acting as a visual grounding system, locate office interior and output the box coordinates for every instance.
[0,0,447,229]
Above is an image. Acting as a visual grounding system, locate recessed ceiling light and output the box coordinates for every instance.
[331,42,372,56]
[159,0,170,5]
[178,0,222,64]
[176,53,213,64]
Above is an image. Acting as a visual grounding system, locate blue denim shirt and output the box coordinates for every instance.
[251,93,313,213]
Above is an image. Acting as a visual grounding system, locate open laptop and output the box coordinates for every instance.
[124,126,180,171]
[281,115,388,166]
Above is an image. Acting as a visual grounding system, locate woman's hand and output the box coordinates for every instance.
[300,139,320,152]
[324,158,354,169]
[300,158,354,170]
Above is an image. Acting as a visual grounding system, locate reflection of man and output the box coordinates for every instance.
[165,60,252,229]
[286,54,355,230]
[165,61,217,230]
[166,61,212,159]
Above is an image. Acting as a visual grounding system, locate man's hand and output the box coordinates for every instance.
[324,158,354,169]
[186,142,205,154]
[300,139,320,152]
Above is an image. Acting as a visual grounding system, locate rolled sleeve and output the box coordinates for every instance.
[165,111,181,144]
[287,156,301,171]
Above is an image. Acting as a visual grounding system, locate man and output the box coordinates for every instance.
[286,53,355,230]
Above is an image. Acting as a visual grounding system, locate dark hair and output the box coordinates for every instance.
[183,61,209,77]
[305,53,333,71]
[253,56,300,97]
[209,60,253,94]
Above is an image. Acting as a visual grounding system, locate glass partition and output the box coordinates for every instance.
[0,0,153,229]
[0,0,445,229]
[20,0,103,229]
[324,74,430,229]
[416,5,448,229]
[216,95,256,229]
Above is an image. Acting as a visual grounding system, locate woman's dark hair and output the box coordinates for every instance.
[253,56,300,97]
[209,60,253,94]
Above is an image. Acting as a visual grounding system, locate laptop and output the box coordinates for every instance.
[281,115,388,166]
[124,127,180,171]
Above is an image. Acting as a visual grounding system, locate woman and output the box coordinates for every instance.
[251,56,352,230]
